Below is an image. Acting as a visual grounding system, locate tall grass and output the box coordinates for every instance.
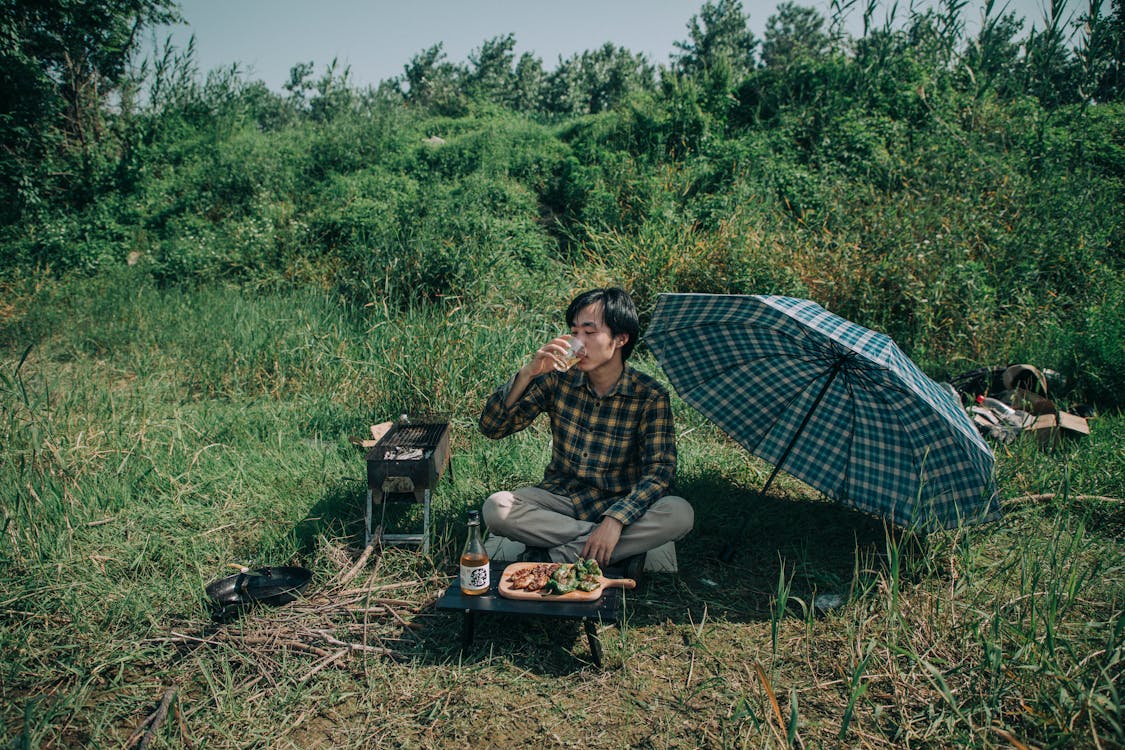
[1,276,1122,746]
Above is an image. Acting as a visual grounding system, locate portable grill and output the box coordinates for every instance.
[365,415,451,553]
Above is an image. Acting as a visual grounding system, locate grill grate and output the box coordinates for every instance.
[379,422,446,452]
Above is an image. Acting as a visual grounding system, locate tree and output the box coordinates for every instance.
[509,52,547,112]
[397,42,467,115]
[672,0,759,79]
[308,59,355,122]
[761,2,831,68]
[1,0,179,146]
[544,44,655,115]
[1022,0,1083,107]
[283,61,316,107]
[0,0,179,222]
[465,34,517,104]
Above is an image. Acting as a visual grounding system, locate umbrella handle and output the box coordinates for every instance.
[722,358,845,563]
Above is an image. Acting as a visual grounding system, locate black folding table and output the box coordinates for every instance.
[435,562,623,668]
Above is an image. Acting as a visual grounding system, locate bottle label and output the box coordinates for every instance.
[460,563,489,591]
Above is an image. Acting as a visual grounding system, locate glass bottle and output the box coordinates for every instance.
[459,510,489,595]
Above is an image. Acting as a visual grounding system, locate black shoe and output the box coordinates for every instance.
[604,553,645,580]
[624,553,646,584]
[519,546,549,563]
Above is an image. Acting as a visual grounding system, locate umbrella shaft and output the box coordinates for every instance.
[745,360,844,524]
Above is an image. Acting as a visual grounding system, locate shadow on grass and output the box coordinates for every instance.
[292,479,464,566]
[287,473,917,672]
[408,476,911,673]
[626,474,907,627]
[292,479,368,554]
[419,613,600,676]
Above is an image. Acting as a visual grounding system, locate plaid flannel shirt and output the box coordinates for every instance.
[478,365,677,526]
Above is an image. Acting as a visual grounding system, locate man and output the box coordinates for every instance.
[478,287,693,575]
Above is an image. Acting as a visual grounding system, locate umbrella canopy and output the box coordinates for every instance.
[646,293,999,532]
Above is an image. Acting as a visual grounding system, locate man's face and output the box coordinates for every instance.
[570,302,626,373]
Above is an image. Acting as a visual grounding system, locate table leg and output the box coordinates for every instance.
[461,610,475,652]
[583,619,603,668]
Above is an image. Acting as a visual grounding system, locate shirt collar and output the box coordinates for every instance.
[582,365,638,399]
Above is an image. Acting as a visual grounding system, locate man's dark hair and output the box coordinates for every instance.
[566,287,640,362]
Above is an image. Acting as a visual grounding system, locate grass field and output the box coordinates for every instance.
[1,275,1122,748]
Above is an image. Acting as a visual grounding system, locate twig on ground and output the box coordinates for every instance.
[241,635,333,657]
[297,595,421,612]
[298,648,349,684]
[990,724,1034,750]
[165,631,219,646]
[336,605,394,617]
[1006,493,1121,505]
[338,542,376,587]
[307,628,396,655]
[352,597,420,609]
[383,604,422,631]
[156,539,424,689]
[128,687,175,750]
[338,580,430,597]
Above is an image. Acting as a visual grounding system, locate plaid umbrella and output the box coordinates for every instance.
[646,294,999,537]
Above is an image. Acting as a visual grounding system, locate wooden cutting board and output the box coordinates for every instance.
[497,562,636,602]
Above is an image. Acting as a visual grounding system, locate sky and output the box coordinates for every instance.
[161,0,1085,93]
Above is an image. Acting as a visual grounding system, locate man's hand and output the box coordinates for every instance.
[505,336,575,409]
[582,517,623,569]
[526,336,573,378]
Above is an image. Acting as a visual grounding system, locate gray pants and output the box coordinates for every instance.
[482,486,694,565]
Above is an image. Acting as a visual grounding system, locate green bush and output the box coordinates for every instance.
[585,208,808,322]
[1036,273,1125,406]
[1,8,1122,409]
[308,168,555,306]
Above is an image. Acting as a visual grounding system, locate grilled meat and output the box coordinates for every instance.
[507,563,559,592]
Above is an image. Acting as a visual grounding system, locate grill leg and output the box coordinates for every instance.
[364,489,373,547]
[366,488,388,548]
[422,489,432,556]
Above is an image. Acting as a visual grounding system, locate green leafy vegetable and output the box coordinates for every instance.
[541,557,603,596]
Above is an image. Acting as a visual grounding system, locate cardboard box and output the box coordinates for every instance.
[1026,411,1090,449]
